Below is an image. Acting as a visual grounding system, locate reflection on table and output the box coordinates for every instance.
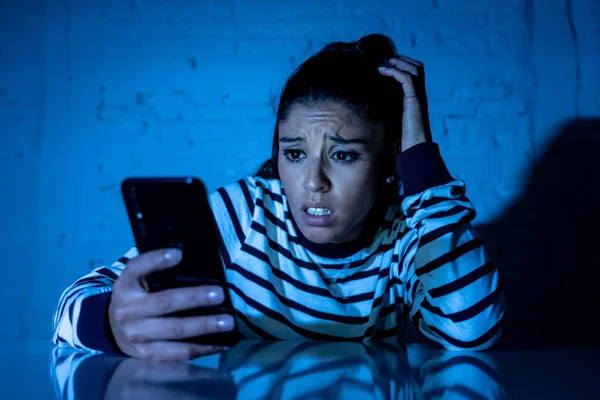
[51,340,506,399]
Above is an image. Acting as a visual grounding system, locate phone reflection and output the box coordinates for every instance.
[50,341,506,400]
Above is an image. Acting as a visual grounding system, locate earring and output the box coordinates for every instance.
[383,175,396,184]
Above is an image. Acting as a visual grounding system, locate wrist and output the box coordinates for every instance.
[394,135,428,156]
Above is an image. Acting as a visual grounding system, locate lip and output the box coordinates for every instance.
[300,201,336,227]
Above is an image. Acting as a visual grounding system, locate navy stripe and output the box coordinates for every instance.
[406,194,469,219]
[410,271,420,304]
[428,262,496,298]
[255,207,297,240]
[68,302,75,325]
[426,315,503,348]
[57,281,107,324]
[379,303,396,318]
[372,326,399,340]
[217,187,246,243]
[229,284,365,340]
[116,257,130,265]
[371,290,387,310]
[241,240,387,286]
[96,267,119,281]
[69,276,110,287]
[326,266,384,285]
[411,309,423,327]
[419,214,472,246]
[213,191,233,270]
[255,183,285,204]
[215,226,232,268]
[227,262,374,305]
[417,237,483,277]
[421,286,502,323]
[56,293,77,329]
[415,205,471,230]
[229,263,369,324]
[397,237,418,271]
[242,241,319,271]
[389,277,403,286]
[251,219,397,270]
[237,179,255,217]
[233,309,278,340]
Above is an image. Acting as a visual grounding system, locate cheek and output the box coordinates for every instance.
[277,157,288,183]
[335,169,379,209]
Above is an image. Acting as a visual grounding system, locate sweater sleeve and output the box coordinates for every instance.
[52,247,138,354]
[395,143,505,351]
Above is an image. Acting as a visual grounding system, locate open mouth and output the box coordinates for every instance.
[301,206,336,227]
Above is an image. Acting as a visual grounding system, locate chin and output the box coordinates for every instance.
[299,226,337,244]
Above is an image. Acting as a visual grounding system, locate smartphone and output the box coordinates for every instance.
[121,177,239,347]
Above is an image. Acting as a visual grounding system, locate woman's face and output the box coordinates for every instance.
[277,101,385,244]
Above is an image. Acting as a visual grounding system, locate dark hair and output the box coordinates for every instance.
[255,33,404,180]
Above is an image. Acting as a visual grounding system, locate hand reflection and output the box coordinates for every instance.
[104,357,236,400]
[51,341,505,400]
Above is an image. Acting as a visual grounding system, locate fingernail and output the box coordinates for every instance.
[213,315,234,331]
[378,66,387,71]
[206,287,224,304]
[164,249,181,261]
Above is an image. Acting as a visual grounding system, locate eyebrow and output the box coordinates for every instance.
[279,134,368,145]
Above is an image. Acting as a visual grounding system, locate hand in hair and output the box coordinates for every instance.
[377,57,431,154]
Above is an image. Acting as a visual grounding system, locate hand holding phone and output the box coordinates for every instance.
[108,248,235,360]
[113,177,239,360]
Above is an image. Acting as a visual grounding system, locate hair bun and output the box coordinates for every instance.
[355,34,397,66]
[319,34,397,67]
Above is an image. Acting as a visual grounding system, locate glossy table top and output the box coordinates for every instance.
[1,339,599,399]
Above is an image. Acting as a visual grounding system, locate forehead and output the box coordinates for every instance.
[279,102,374,136]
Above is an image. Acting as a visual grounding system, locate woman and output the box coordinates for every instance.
[52,34,505,360]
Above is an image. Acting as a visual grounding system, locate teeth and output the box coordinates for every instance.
[307,207,332,216]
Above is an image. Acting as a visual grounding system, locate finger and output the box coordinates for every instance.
[394,54,423,67]
[386,57,419,76]
[378,67,417,97]
[119,249,183,291]
[136,340,227,361]
[124,314,235,342]
[133,285,225,318]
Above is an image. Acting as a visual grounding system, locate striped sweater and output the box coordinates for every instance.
[52,143,504,352]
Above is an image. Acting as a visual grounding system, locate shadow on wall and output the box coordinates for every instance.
[477,118,600,347]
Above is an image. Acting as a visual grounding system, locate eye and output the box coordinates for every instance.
[282,149,306,163]
[332,151,360,163]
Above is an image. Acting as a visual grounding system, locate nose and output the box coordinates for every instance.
[303,159,331,193]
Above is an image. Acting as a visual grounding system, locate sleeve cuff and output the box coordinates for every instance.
[77,292,125,356]
[396,142,454,196]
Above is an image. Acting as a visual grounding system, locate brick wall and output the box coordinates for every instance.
[0,0,599,343]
